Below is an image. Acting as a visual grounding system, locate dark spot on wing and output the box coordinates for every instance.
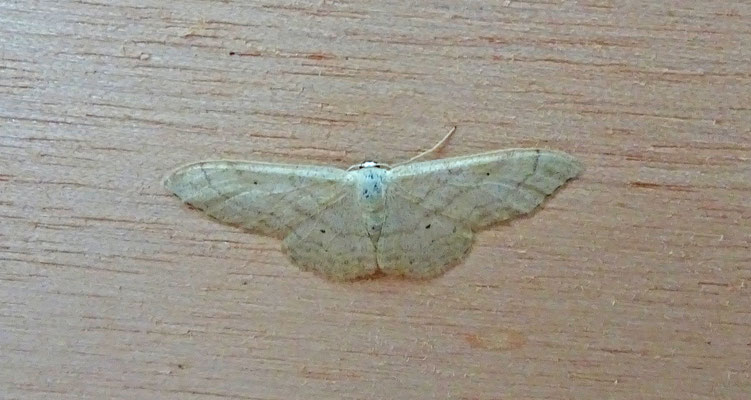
[485,172,490,176]
[425,224,431,229]
[253,181,258,185]
[320,229,326,233]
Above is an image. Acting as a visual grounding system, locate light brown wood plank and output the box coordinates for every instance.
[1,1,749,399]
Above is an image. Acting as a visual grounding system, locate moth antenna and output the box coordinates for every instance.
[393,126,457,167]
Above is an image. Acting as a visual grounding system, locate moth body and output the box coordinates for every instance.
[350,164,388,244]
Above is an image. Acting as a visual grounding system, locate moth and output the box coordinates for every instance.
[165,129,581,280]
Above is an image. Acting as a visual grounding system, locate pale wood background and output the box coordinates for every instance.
[1,1,750,399]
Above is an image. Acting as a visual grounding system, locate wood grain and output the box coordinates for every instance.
[1,1,749,399]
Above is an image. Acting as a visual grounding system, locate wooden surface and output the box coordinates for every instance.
[1,1,749,399]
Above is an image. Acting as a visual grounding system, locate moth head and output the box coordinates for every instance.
[348,161,391,171]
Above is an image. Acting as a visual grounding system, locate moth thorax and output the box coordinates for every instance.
[352,167,387,244]
[354,168,386,203]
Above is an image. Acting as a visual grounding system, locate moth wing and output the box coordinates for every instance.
[377,149,581,277]
[165,161,377,280]
[164,161,348,238]
[283,188,378,281]
[376,197,473,279]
